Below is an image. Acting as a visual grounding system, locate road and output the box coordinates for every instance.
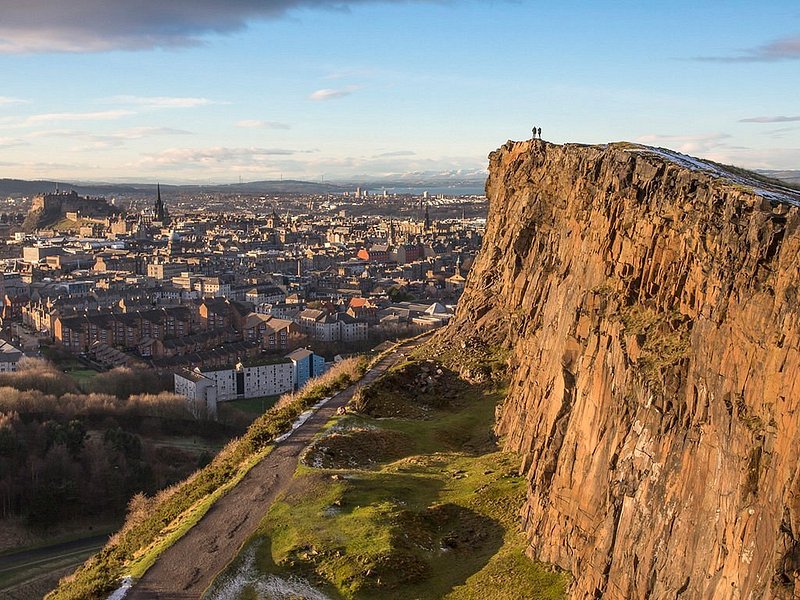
[0,534,109,599]
[127,336,428,599]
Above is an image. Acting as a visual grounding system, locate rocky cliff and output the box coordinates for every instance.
[448,140,800,599]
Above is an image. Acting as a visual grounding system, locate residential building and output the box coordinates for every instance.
[286,348,327,390]
[0,340,23,372]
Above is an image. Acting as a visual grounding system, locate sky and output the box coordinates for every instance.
[0,0,798,183]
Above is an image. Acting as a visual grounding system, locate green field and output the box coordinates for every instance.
[207,360,569,600]
[225,395,281,416]
[67,368,100,387]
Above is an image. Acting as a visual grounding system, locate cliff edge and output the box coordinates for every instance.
[447,140,800,599]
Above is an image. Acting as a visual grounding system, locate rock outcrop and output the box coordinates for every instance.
[23,190,118,231]
[448,140,800,599]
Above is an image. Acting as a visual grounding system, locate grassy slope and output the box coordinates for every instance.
[46,357,369,600]
[208,358,568,599]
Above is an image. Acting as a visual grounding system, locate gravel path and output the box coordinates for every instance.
[127,338,426,599]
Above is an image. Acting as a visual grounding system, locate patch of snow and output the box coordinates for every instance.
[274,396,332,443]
[626,146,800,207]
[206,546,331,600]
[107,576,134,600]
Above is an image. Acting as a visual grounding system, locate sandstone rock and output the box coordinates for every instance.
[446,140,800,599]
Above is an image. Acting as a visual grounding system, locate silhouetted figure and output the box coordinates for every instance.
[538,127,542,139]
[532,126,537,140]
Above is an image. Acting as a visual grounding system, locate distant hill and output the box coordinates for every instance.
[210,180,346,194]
[759,170,800,187]
[0,178,346,199]
[0,174,491,200]
[0,178,143,198]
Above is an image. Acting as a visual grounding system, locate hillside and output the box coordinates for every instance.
[446,139,800,599]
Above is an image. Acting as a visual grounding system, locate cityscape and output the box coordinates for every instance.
[0,185,485,397]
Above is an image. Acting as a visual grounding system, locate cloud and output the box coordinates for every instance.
[27,129,87,139]
[28,126,192,140]
[139,146,299,168]
[740,115,800,123]
[106,95,221,108]
[0,96,26,105]
[26,126,192,151]
[694,34,800,62]
[72,127,194,150]
[236,119,290,129]
[0,1,431,53]
[635,132,732,155]
[0,136,28,148]
[25,110,135,124]
[323,67,378,80]
[374,150,416,157]
[762,126,798,139]
[309,87,355,101]
[114,126,194,138]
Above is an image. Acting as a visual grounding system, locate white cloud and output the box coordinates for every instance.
[739,115,800,123]
[106,95,220,108]
[0,136,28,147]
[0,96,27,106]
[235,119,290,129]
[25,110,135,124]
[373,150,415,158]
[115,126,193,138]
[309,87,356,101]
[27,128,87,138]
[702,147,800,171]
[139,146,298,168]
[635,132,732,155]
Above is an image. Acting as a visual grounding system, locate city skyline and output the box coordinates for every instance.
[0,0,798,182]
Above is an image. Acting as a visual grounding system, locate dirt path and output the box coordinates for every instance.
[127,337,427,599]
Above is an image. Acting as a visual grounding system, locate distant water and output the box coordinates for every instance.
[379,185,485,196]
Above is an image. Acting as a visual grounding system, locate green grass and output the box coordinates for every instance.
[225,395,280,416]
[67,368,99,387]
[126,448,270,579]
[51,218,81,232]
[209,360,568,600]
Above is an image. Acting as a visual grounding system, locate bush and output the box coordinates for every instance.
[86,367,171,398]
[0,358,78,397]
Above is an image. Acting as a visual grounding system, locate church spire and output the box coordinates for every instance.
[154,183,169,224]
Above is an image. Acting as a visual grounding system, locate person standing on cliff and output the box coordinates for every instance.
[532,126,538,140]
[538,127,542,139]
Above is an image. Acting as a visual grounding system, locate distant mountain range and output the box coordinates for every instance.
[0,178,345,198]
[0,170,490,199]
[758,170,800,186]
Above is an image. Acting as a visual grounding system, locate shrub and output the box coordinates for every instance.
[0,357,78,397]
[86,367,171,398]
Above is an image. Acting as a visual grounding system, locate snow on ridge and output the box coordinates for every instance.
[274,396,332,444]
[625,145,800,207]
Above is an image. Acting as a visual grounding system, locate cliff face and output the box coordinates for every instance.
[449,140,800,599]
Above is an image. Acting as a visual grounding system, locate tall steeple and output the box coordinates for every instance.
[424,202,431,232]
[154,183,169,224]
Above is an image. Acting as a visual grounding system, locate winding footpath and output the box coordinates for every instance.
[127,336,428,599]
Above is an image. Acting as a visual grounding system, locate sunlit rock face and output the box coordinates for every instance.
[447,139,800,599]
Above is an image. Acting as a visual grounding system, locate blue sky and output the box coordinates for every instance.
[0,0,797,183]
